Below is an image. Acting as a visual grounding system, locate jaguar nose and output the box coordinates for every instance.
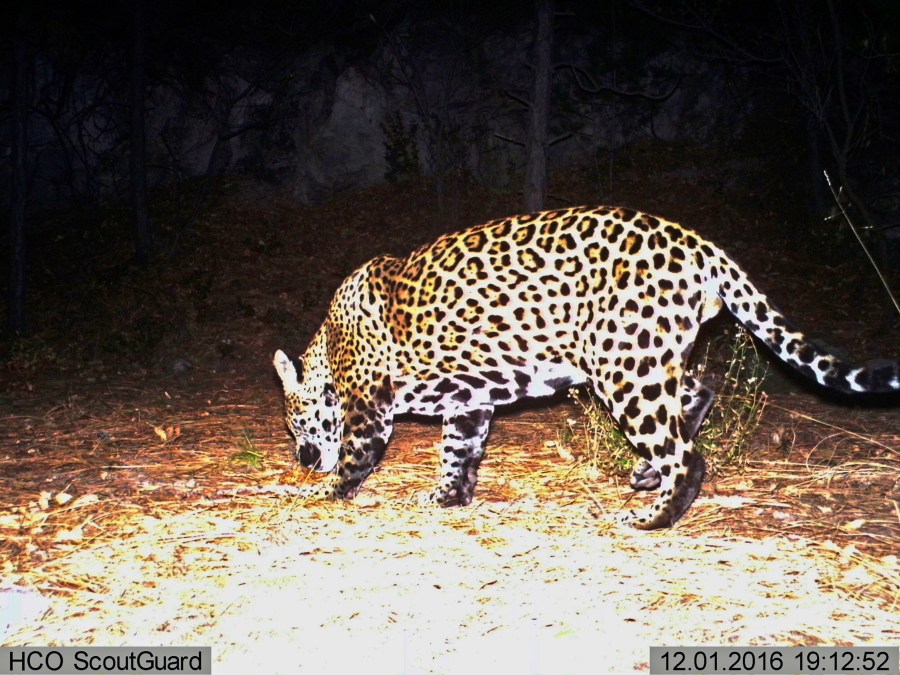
[297,443,324,471]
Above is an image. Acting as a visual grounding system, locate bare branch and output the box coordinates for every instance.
[631,0,783,65]
[560,64,681,101]
[505,90,532,109]
[494,132,526,147]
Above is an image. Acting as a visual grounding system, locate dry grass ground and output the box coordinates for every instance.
[1,161,898,672]
[1,376,897,672]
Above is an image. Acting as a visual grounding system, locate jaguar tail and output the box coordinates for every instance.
[713,257,899,395]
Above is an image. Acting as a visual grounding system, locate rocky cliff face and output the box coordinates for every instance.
[14,13,750,208]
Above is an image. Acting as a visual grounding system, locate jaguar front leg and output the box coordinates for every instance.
[315,393,396,501]
[427,408,494,506]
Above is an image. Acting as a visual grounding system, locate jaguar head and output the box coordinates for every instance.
[273,347,342,472]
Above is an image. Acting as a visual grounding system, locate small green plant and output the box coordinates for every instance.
[232,431,265,469]
[565,388,634,477]
[566,327,768,478]
[690,327,768,474]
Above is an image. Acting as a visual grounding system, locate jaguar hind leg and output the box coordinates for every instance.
[621,448,706,530]
[426,408,494,506]
[616,376,715,529]
[629,459,660,490]
[680,375,716,439]
[626,376,714,491]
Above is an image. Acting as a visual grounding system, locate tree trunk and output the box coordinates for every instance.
[131,0,152,263]
[523,0,552,213]
[8,21,29,335]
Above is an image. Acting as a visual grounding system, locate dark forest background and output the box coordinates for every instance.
[2,0,899,343]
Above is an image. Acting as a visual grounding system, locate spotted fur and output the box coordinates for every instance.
[274,206,899,529]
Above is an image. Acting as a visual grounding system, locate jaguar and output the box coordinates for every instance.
[273,205,899,529]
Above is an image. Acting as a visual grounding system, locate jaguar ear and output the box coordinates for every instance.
[273,349,301,390]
